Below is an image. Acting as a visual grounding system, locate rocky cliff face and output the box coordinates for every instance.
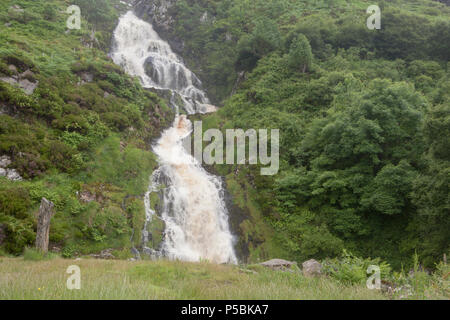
[133,0,186,55]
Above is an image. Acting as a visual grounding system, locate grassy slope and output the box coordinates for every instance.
[0,257,386,299]
[0,0,174,257]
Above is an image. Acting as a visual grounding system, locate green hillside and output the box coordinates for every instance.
[0,0,174,258]
[147,0,450,269]
[0,0,449,296]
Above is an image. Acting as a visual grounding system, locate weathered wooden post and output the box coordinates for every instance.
[35,198,55,253]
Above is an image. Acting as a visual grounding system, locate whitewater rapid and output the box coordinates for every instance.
[111,11,237,264]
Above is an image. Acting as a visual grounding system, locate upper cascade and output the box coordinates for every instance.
[111,11,214,114]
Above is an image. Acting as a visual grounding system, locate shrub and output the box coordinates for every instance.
[0,216,35,255]
[61,244,77,258]
[288,34,313,73]
[0,187,31,219]
[42,4,57,21]
[322,249,392,285]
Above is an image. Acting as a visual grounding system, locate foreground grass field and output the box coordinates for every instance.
[0,257,388,300]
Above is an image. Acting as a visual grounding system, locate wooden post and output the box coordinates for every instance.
[444,253,447,265]
[35,198,55,253]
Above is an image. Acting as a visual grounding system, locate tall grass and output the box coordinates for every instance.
[23,247,59,261]
[0,258,387,300]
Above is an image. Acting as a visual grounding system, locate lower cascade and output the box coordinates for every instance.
[111,11,237,264]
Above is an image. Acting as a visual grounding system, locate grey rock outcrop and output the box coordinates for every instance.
[0,66,38,95]
[0,155,23,181]
[302,259,323,277]
[259,259,297,271]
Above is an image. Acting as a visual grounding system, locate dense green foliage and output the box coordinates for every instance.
[173,0,450,268]
[0,0,174,256]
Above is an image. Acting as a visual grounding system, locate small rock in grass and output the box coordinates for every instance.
[302,259,323,277]
[259,259,297,271]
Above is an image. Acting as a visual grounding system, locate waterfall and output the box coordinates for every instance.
[111,11,237,264]
[111,11,215,114]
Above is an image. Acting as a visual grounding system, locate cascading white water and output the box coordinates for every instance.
[112,11,237,264]
[111,11,215,114]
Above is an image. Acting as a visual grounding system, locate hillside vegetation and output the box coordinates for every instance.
[0,0,174,258]
[145,0,450,270]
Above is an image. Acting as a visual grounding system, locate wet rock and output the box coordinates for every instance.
[131,247,141,260]
[144,56,160,83]
[260,259,297,271]
[302,259,323,277]
[142,247,161,260]
[191,74,203,89]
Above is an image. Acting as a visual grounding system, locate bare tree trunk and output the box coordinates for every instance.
[35,198,55,253]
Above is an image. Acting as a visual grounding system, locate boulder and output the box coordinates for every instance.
[18,79,38,95]
[131,247,141,260]
[197,103,217,114]
[0,168,6,177]
[19,69,35,81]
[0,77,38,95]
[6,169,22,181]
[8,65,18,73]
[259,259,297,271]
[302,259,323,277]
[80,72,94,83]
[0,155,11,168]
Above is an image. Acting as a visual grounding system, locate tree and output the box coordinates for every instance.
[288,34,313,73]
[408,103,450,267]
[235,17,281,71]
